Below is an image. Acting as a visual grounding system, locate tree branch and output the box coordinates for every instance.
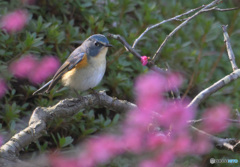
[152,0,223,62]
[202,7,240,12]
[191,126,240,153]
[188,118,240,124]
[132,5,204,48]
[108,34,181,99]
[0,91,136,159]
[187,69,240,108]
[108,34,166,74]
[222,25,238,71]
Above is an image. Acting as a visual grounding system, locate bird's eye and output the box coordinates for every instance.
[95,42,100,47]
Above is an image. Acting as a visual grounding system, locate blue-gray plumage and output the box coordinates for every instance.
[33,34,112,95]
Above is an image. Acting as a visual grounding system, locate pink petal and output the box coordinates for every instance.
[201,105,230,134]
[191,133,212,154]
[29,56,60,84]
[9,55,37,79]
[159,102,194,132]
[141,56,148,66]
[1,10,28,33]
[50,155,78,167]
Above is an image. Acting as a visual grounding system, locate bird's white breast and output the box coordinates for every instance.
[61,48,108,92]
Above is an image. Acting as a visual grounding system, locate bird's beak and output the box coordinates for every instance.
[105,43,113,47]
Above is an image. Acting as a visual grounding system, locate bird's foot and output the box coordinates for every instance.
[89,88,101,102]
[73,89,84,101]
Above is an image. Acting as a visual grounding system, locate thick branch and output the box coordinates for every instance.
[0,91,136,159]
[187,69,240,108]
[222,25,238,71]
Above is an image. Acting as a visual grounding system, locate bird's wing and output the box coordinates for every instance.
[33,52,86,95]
[45,52,86,93]
[32,79,53,95]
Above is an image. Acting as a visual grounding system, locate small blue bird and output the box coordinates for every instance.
[33,34,112,96]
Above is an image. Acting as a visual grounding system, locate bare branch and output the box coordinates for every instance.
[188,69,240,108]
[0,91,136,158]
[191,126,240,152]
[203,7,240,12]
[188,118,240,124]
[108,34,166,74]
[132,5,204,48]
[235,109,240,118]
[152,0,222,62]
[222,25,238,71]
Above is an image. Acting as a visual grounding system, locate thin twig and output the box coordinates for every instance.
[203,7,240,12]
[188,69,240,108]
[165,63,181,99]
[222,25,238,71]
[132,5,204,48]
[108,34,166,74]
[152,0,222,62]
[188,118,240,124]
[109,34,183,98]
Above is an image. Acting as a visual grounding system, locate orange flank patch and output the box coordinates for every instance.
[75,55,88,69]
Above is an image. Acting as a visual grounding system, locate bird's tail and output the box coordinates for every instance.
[32,79,53,95]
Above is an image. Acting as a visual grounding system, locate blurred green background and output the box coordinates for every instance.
[0,0,240,166]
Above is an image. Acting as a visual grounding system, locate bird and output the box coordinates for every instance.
[33,34,112,97]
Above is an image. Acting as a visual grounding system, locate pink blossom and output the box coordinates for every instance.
[141,56,148,66]
[29,56,60,84]
[10,55,37,78]
[155,150,175,167]
[49,72,224,167]
[167,73,183,90]
[135,72,166,110]
[172,134,192,155]
[125,110,152,130]
[1,10,28,33]
[50,156,78,167]
[191,133,212,154]
[147,134,167,150]
[122,129,144,152]
[83,135,123,164]
[10,55,60,84]
[201,105,230,134]
[159,102,194,132]
[139,159,160,167]
[0,79,7,98]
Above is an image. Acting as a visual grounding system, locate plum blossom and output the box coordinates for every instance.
[50,72,227,167]
[10,55,37,79]
[201,105,230,134]
[1,10,28,33]
[50,155,78,167]
[29,56,60,84]
[10,55,60,84]
[140,56,148,66]
[159,102,194,132]
[191,133,212,154]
